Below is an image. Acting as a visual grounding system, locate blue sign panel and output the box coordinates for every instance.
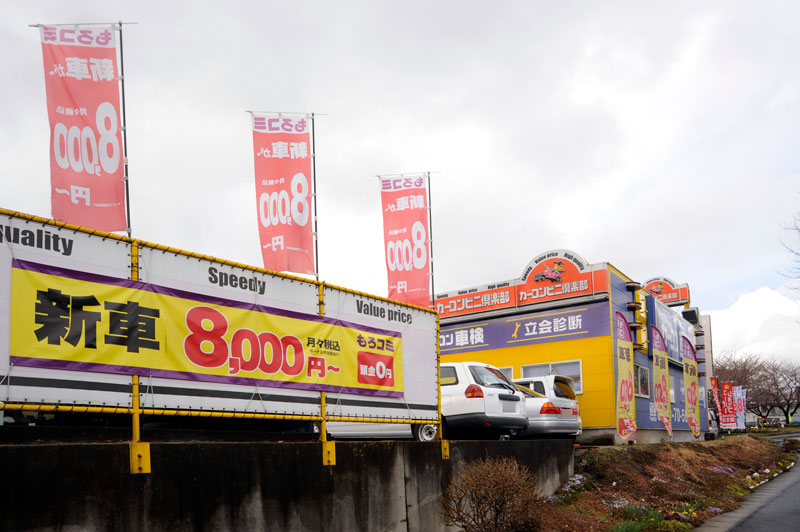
[440,301,610,353]
[646,295,695,362]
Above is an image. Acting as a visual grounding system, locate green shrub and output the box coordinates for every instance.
[621,505,662,523]
[655,521,692,532]
[609,522,648,532]
[726,483,750,496]
[443,456,540,532]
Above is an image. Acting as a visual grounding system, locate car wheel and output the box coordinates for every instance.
[412,423,438,442]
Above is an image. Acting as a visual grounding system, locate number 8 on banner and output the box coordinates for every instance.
[259,173,309,228]
[52,102,120,176]
[386,221,427,272]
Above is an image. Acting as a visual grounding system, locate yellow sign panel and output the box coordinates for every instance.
[10,261,403,396]
[682,336,701,438]
[614,312,636,440]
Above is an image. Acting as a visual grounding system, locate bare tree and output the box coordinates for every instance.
[715,352,800,423]
[714,352,780,420]
[771,358,800,423]
[783,213,800,280]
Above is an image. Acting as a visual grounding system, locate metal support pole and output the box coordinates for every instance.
[317,283,335,465]
[117,21,132,237]
[426,172,435,308]
[129,375,150,473]
[311,113,320,281]
[132,375,140,443]
[129,240,149,473]
[320,391,336,466]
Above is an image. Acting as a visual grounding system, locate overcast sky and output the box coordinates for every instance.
[2,1,799,360]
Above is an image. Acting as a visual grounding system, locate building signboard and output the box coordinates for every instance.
[435,249,609,319]
[644,277,690,307]
[440,301,609,354]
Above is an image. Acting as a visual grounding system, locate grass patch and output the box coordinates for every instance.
[535,435,796,532]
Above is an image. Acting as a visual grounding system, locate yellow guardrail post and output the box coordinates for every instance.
[318,283,336,465]
[132,375,140,444]
[320,391,335,466]
[129,375,150,474]
[437,314,449,459]
[129,240,150,474]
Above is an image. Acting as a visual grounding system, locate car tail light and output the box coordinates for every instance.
[540,402,561,415]
[464,384,484,398]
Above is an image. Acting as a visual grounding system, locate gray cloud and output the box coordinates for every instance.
[2,0,799,323]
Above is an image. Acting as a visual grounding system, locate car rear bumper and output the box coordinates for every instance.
[518,418,581,436]
[444,413,529,433]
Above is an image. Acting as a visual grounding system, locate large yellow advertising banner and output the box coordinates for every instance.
[9,260,404,396]
[681,336,700,438]
[614,311,636,440]
[650,325,672,436]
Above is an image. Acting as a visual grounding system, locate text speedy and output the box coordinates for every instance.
[208,267,266,295]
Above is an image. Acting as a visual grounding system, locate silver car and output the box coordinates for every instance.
[513,376,582,438]
[440,361,529,439]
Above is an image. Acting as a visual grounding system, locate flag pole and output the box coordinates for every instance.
[117,21,132,237]
[426,171,435,309]
[311,112,319,281]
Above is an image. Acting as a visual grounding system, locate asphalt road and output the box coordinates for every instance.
[730,466,800,531]
[696,435,800,532]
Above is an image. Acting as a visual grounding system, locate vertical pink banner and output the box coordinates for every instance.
[251,114,315,275]
[615,312,636,440]
[720,381,736,429]
[40,25,127,231]
[379,175,431,308]
[710,376,721,418]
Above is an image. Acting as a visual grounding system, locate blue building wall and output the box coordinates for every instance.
[608,276,707,437]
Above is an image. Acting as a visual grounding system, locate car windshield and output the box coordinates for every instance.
[469,365,516,391]
[554,379,576,399]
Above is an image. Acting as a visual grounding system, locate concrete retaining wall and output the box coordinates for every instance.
[0,438,573,532]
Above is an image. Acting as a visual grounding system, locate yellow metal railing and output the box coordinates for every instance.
[0,402,437,425]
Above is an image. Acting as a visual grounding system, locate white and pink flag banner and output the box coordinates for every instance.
[379,174,431,308]
[734,386,747,429]
[251,113,315,275]
[40,24,127,231]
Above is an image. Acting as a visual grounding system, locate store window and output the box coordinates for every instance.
[498,367,514,380]
[634,364,650,398]
[521,360,582,393]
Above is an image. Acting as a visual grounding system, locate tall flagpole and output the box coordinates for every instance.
[311,112,319,281]
[117,21,132,237]
[426,171,435,308]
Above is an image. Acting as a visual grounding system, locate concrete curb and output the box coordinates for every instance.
[693,462,800,531]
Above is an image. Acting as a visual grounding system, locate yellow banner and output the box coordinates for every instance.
[681,335,700,438]
[651,326,672,436]
[614,312,636,440]
[10,262,403,396]
[652,347,672,436]
[683,358,700,438]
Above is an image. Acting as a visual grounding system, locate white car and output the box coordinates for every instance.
[327,361,528,441]
[513,375,581,438]
[440,361,529,439]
